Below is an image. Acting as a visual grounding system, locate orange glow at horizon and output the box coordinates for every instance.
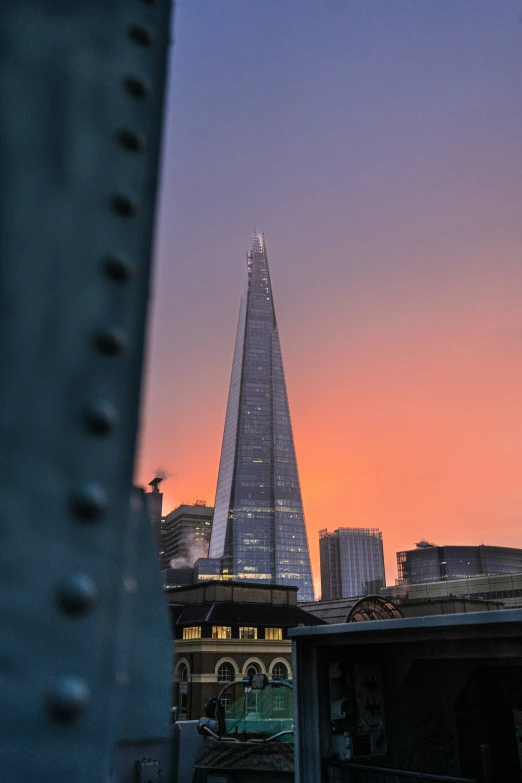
[137,259,522,596]
[135,0,522,599]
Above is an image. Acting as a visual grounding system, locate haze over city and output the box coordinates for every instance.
[137,0,522,589]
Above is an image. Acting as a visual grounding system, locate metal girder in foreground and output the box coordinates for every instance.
[0,2,173,781]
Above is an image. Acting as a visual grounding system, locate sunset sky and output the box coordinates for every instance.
[137,0,522,593]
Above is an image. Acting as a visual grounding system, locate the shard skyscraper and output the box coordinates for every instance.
[209,232,314,601]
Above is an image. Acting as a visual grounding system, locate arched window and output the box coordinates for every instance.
[272,662,287,680]
[218,662,234,683]
[246,663,259,678]
[177,664,189,718]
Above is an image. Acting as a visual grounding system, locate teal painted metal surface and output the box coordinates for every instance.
[0,2,173,781]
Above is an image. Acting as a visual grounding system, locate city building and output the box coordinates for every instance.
[396,541,522,585]
[161,567,195,589]
[144,476,164,548]
[161,502,213,570]
[168,580,324,720]
[319,527,386,600]
[208,232,314,600]
[382,570,522,610]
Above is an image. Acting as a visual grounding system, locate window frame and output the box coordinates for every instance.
[273,692,286,711]
[272,662,287,680]
[218,662,234,683]
[182,626,201,640]
[245,663,260,678]
[212,625,232,639]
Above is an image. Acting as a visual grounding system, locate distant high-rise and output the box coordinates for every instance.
[162,502,213,570]
[397,542,522,585]
[208,232,314,601]
[320,528,385,600]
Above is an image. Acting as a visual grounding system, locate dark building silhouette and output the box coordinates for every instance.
[208,232,314,600]
[162,502,213,570]
[320,527,386,600]
[161,567,195,589]
[397,541,522,585]
[144,476,164,548]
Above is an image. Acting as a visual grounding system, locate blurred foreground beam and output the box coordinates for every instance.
[0,2,173,781]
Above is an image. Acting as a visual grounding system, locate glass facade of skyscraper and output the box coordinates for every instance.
[209,233,314,601]
[397,543,522,585]
[320,528,386,600]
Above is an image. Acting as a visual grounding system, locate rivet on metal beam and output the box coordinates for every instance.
[129,25,153,46]
[103,254,134,282]
[84,401,118,435]
[47,677,90,722]
[95,326,128,356]
[70,483,107,521]
[124,75,150,98]
[117,128,146,152]
[111,193,138,217]
[57,574,98,615]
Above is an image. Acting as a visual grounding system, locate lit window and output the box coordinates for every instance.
[265,627,283,641]
[221,695,231,711]
[272,662,288,680]
[182,626,201,640]
[218,663,234,682]
[239,627,258,640]
[212,626,232,639]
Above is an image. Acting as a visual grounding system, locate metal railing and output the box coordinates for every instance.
[326,761,477,783]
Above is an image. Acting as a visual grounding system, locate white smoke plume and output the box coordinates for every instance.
[169,531,210,569]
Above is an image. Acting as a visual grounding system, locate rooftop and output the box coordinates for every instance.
[168,601,323,628]
[289,606,522,640]
[300,595,403,624]
[165,579,300,606]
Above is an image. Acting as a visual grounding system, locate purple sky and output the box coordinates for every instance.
[138,0,522,587]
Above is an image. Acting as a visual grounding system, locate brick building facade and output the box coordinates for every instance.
[167,581,324,720]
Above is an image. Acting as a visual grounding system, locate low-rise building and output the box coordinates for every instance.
[167,580,325,720]
[381,570,522,609]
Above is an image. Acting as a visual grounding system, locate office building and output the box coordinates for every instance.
[162,502,213,570]
[208,232,314,600]
[397,541,522,585]
[320,527,386,600]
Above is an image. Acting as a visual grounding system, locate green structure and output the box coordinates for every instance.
[0,3,173,782]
